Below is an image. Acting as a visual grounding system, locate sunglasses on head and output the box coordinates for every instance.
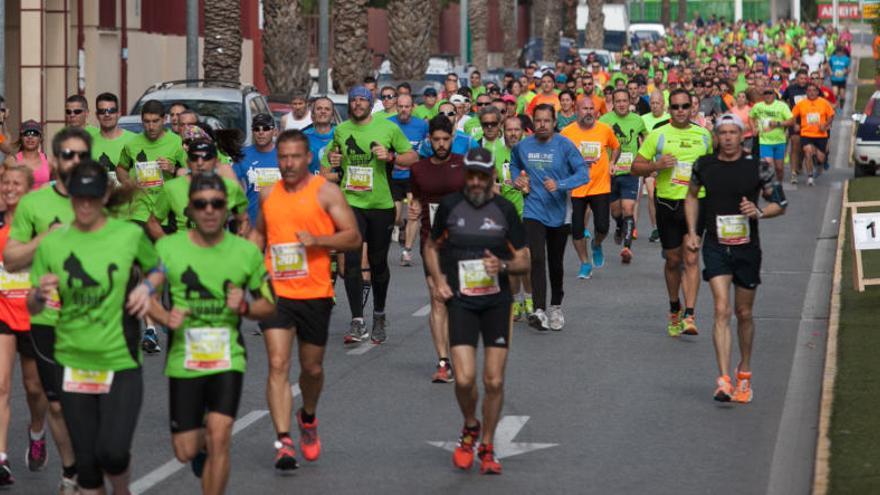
[21,130,40,138]
[59,149,90,161]
[96,108,118,115]
[65,109,84,115]
[669,103,692,110]
[253,125,274,132]
[190,198,227,211]
[188,152,215,162]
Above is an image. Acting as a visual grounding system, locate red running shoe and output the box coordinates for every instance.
[297,409,321,461]
[478,443,502,475]
[452,422,481,470]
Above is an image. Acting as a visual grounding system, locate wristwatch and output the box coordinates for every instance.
[500,262,509,273]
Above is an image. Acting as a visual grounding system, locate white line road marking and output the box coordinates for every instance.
[412,304,431,317]
[346,343,377,355]
[131,385,302,494]
[428,415,558,460]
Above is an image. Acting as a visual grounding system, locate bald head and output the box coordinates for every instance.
[649,89,665,116]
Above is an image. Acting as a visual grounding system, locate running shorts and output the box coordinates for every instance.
[169,371,244,433]
[702,237,762,289]
[571,194,611,240]
[610,175,640,202]
[801,136,828,152]
[31,324,61,401]
[259,297,333,346]
[390,178,411,203]
[0,321,36,359]
[759,143,786,161]
[655,197,688,250]
[447,301,512,348]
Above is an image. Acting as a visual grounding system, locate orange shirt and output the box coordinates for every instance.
[262,175,336,300]
[874,35,880,60]
[792,97,835,138]
[560,121,619,197]
[526,92,561,116]
[0,223,30,331]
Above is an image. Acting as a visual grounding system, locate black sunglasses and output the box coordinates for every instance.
[441,111,456,117]
[96,108,118,115]
[669,103,692,110]
[59,149,90,160]
[65,109,85,116]
[480,121,499,128]
[381,94,396,100]
[21,130,40,138]
[188,152,216,162]
[253,125,275,132]
[190,198,227,211]
[475,102,490,107]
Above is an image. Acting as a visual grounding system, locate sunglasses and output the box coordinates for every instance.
[96,108,118,115]
[480,121,499,128]
[441,111,456,117]
[253,125,275,132]
[65,109,85,115]
[446,78,458,83]
[475,102,489,107]
[59,149,90,160]
[381,94,396,100]
[21,130,40,138]
[190,198,227,211]
[188,152,216,162]
[669,103,692,110]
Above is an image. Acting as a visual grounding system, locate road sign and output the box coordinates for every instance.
[428,415,558,459]
[852,213,880,251]
[866,0,880,19]
[844,182,880,292]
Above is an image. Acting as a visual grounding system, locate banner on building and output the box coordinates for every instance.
[864,0,880,20]
[816,0,861,19]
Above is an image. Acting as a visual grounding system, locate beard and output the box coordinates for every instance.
[433,147,450,160]
[57,166,73,186]
[464,183,491,207]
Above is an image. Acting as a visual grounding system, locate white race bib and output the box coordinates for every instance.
[184,327,232,371]
[671,161,693,186]
[0,263,30,299]
[270,243,309,279]
[716,215,751,245]
[428,203,440,226]
[255,168,281,191]
[62,367,114,394]
[501,162,512,183]
[345,166,374,192]
[458,259,500,297]
[616,152,634,173]
[134,161,163,188]
[806,112,820,125]
[579,142,602,162]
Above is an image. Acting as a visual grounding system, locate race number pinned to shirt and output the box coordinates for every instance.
[458,259,500,297]
[716,215,751,245]
[671,161,693,186]
[616,152,634,173]
[345,166,374,192]
[761,118,772,132]
[806,113,821,125]
[0,263,30,299]
[428,203,440,226]
[134,161,164,188]
[255,168,282,191]
[270,243,309,279]
[184,327,232,371]
[46,289,61,310]
[501,162,512,183]
[579,142,602,162]
[62,367,114,394]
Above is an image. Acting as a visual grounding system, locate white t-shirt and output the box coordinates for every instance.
[283,112,312,130]
[456,114,471,132]
[802,51,825,74]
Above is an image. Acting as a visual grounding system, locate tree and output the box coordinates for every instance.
[563,0,578,40]
[332,0,371,94]
[262,0,311,97]
[584,0,605,49]
[661,0,671,28]
[542,0,562,63]
[677,0,688,28]
[469,0,488,72]
[501,0,519,68]
[388,0,432,80]
[203,0,242,81]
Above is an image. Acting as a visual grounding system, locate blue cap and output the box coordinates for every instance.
[348,86,374,105]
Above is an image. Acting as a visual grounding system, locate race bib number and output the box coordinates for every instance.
[458,259,500,297]
[501,162,512,183]
[579,142,602,162]
[46,289,61,310]
[806,112,820,125]
[761,118,772,132]
[184,327,232,371]
[255,168,281,191]
[134,161,163,188]
[428,203,440,226]
[716,215,751,245]
[270,243,309,279]
[671,161,693,186]
[345,166,374,192]
[616,152,634,173]
[0,263,30,299]
[62,367,113,394]
[833,69,845,79]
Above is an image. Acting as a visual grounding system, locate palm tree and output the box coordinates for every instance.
[262,0,311,96]
[468,0,488,72]
[563,0,578,40]
[203,0,242,81]
[542,0,562,63]
[584,0,605,49]
[332,0,370,94]
[388,0,432,80]
[501,0,519,68]
[661,0,671,28]
[677,0,687,28]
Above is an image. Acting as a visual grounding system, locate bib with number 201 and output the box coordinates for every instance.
[270,243,309,279]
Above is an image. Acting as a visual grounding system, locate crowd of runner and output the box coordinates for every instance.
[0,16,853,493]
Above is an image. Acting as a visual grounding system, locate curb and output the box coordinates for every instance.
[812,180,848,495]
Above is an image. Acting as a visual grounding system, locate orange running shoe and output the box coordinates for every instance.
[452,422,480,470]
[732,370,753,403]
[431,360,454,383]
[682,315,698,335]
[273,436,299,472]
[478,443,502,475]
[714,375,733,402]
[620,247,633,264]
[297,409,321,461]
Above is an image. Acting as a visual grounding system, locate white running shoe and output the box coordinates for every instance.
[547,305,565,331]
[527,309,549,331]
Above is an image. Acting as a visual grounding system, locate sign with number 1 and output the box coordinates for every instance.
[852,213,880,251]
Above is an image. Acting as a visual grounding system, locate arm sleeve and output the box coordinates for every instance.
[230,181,248,214]
[691,157,705,189]
[556,140,591,191]
[247,247,269,292]
[409,165,421,198]
[320,132,339,168]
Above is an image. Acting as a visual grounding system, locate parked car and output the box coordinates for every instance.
[853,90,880,177]
[116,114,222,134]
[629,23,667,46]
[518,37,577,68]
[128,80,270,146]
[578,48,616,70]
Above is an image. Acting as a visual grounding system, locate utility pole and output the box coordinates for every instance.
[735,0,743,21]
[460,0,468,68]
[832,0,839,28]
[186,0,199,84]
[792,0,801,22]
[319,0,329,94]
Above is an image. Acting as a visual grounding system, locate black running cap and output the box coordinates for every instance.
[464,147,494,175]
[67,160,108,198]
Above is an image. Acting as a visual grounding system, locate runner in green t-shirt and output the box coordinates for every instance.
[633,89,713,338]
[413,88,440,121]
[599,89,647,264]
[150,140,249,237]
[322,86,418,343]
[148,173,275,487]
[3,127,87,491]
[28,159,160,494]
[749,88,794,182]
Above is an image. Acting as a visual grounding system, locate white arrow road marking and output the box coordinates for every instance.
[412,304,431,317]
[427,415,558,460]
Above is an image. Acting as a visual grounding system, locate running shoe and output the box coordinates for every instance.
[190,449,207,478]
[614,228,623,245]
[371,313,387,344]
[620,247,633,264]
[523,297,534,315]
[343,319,368,344]
[667,311,683,337]
[807,176,814,187]
[26,430,48,471]
[790,176,798,185]
[142,327,161,354]
[649,229,660,243]
[400,248,413,267]
[528,309,550,331]
[577,262,593,279]
[682,315,698,335]
[512,301,523,322]
[732,370,753,404]
[273,436,299,472]
[58,475,77,495]
[713,375,733,402]
[633,228,639,240]
[297,409,321,461]
[583,228,592,240]
[823,160,830,171]
[452,422,481,470]
[592,244,605,268]
[431,360,454,383]
[547,305,565,331]
[0,460,13,486]
[477,443,502,475]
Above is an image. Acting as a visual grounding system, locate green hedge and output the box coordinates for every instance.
[628,0,769,23]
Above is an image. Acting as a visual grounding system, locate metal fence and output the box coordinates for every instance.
[628,0,770,23]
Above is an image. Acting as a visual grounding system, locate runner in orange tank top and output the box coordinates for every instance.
[249,130,360,472]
